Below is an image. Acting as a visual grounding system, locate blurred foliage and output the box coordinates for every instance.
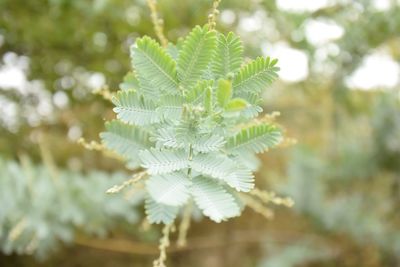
[1,0,400,266]
[0,154,143,259]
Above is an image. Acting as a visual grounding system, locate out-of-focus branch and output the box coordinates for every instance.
[208,0,222,30]
[146,0,168,47]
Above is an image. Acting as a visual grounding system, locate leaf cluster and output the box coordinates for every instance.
[101,25,282,224]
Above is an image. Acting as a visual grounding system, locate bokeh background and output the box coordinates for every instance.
[1,0,400,266]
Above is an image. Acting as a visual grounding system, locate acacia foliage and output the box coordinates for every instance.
[101,25,283,224]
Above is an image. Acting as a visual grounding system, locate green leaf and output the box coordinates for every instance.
[192,176,241,222]
[191,153,254,192]
[225,167,254,192]
[235,92,263,118]
[145,195,179,224]
[211,32,243,79]
[166,43,179,60]
[134,75,159,99]
[204,87,213,113]
[192,134,225,153]
[232,152,261,171]
[139,148,188,175]
[226,124,283,154]
[191,153,232,180]
[119,72,140,91]
[177,25,217,89]
[157,95,184,121]
[146,172,191,206]
[112,90,160,126]
[131,36,179,94]
[225,98,248,112]
[100,120,151,164]
[186,80,213,105]
[154,128,184,149]
[233,57,279,96]
[216,79,232,107]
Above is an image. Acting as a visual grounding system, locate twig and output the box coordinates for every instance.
[249,188,294,207]
[208,0,222,30]
[177,201,192,247]
[93,85,114,101]
[106,171,147,194]
[78,138,105,152]
[146,0,168,47]
[153,223,174,267]
[240,194,274,220]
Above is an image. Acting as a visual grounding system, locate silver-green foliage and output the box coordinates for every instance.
[0,157,142,259]
[101,25,283,224]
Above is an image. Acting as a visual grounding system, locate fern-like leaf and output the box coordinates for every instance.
[211,32,243,79]
[166,43,179,60]
[119,72,140,91]
[191,153,233,180]
[239,92,263,118]
[191,153,254,192]
[131,36,179,95]
[100,120,151,163]
[192,134,225,153]
[145,195,179,224]
[146,172,191,206]
[157,95,184,121]
[226,167,254,192]
[226,124,283,154]
[112,90,160,125]
[192,176,241,222]
[154,128,184,149]
[135,74,160,99]
[177,26,217,89]
[233,57,279,96]
[139,148,188,174]
[186,80,213,105]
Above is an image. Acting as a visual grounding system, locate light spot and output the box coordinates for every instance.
[372,0,391,11]
[238,12,264,32]
[220,9,236,25]
[53,91,69,108]
[346,52,400,90]
[87,72,105,90]
[125,6,141,26]
[68,125,82,141]
[265,42,309,83]
[276,0,331,12]
[93,32,108,48]
[0,66,26,90]
[60,76,75,89]
[304,19,344,46]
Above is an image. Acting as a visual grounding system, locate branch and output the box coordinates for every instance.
[106,171,147,194]
[208,0,222,30]
[146,0,168,47]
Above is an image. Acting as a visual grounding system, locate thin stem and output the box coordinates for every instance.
[177,201,192,247]
[78,138,105,151]
[92,85,114,101]
[240,194,274,220]
[106,171,147,194]
[187,143,193,177]
[146,0,168,47]
[207,0,222,30]
[153,223,173,267]
[249,188,294,207]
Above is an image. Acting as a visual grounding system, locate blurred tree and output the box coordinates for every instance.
[1,0,400,266]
